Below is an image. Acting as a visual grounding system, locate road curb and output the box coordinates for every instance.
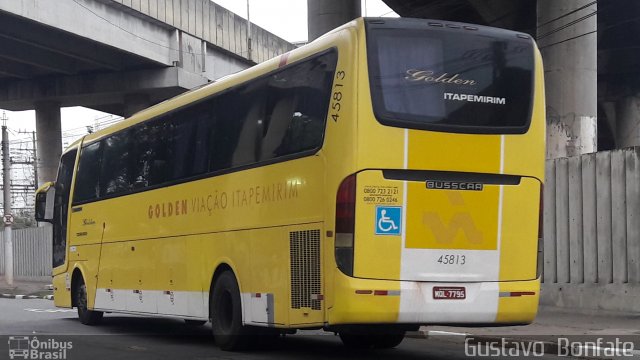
[0,293,53,300]
[407,330,640,359]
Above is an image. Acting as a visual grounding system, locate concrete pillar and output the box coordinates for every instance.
[123,93,151,118]
[307,0,361,42]
[35,101,62,186]
[538,0,597,159]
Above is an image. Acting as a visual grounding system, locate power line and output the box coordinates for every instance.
[540,11,640,50]
[60,116,123,135]
[537,10,598,40]
[537,1,597,29]
[539,30,597,50]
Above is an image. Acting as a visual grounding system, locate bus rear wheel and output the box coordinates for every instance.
[74,276,103,326]
[339,329,405,349]
[210,271,251,351]
[184,319,207,326]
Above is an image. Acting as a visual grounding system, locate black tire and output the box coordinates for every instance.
[339,330,405,349]
[74,277,103,326]
[184,319,207,326]
[339,332,376,348]
[210,271,251,351]
[373,332,405,349]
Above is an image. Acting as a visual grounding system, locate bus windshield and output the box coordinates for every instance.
[366,20,535,134]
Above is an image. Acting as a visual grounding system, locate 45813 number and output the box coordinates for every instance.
[437,255,466,265]
[331,71,346,122]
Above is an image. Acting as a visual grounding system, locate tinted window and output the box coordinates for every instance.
[100,132,132,196]
[210,79,267,171]
[166,119,194,182]
[132,121,169,188]
[53,150,77,268]
[367,23,534,134]
[73,142,102,203]
[72,50,337,203]
[189,107,215,177]
[260,51,337,160]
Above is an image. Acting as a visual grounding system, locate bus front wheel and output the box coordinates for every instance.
[73,276,103,326]
[210,271,250,351]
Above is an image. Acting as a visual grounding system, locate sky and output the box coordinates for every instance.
[0,0,397,146]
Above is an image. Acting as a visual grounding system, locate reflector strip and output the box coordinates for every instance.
[311,294,324,300]
[355,290,401,296]
[252,293,262,298]
[355,290,373,295]
[374,290,401,296]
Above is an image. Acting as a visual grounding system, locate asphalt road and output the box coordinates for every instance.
[0,298,562,360]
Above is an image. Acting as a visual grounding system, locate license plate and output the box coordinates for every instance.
[433,286,466,300]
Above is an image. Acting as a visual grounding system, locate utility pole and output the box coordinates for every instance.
[1,112,13,287]
[246,0,252,61]
[32,131,38,190]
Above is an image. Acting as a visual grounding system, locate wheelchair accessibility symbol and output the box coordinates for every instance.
[375,206,402,235]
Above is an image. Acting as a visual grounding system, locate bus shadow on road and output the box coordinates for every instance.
[59,316,432,359]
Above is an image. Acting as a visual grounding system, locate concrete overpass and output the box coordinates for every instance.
[0,0,294,185]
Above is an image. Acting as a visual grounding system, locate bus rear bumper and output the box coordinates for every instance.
[328,272,539,326]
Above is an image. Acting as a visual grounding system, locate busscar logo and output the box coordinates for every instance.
[426,181,484,192]
[8,336,72,360]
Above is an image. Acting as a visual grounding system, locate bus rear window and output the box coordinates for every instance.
[366,22,535,134]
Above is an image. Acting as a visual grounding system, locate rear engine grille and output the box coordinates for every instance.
[290,229,321,310]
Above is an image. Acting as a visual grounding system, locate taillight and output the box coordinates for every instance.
[335,174,356,276]
[537,183,544,279]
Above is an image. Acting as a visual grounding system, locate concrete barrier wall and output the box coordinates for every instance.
[0,227,52,281]
[541,147,640,313]
[108,0,296,64]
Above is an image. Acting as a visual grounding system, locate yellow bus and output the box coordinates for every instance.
[35,17,545,350]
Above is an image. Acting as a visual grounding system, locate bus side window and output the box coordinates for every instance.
[53,149,77,268]
[260,52,337,160]
[132,121,169,188]
[260,94,295,161]
[166,120,192,182]
[100,131,133,196]
[230,81,267,168]
[165,110,213,181]
[189,108,214,177]
[210,92,239,172]
[73,142,102,203]
[210,81,265,172]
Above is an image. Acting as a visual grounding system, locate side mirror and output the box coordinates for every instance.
[35,182,56,222]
